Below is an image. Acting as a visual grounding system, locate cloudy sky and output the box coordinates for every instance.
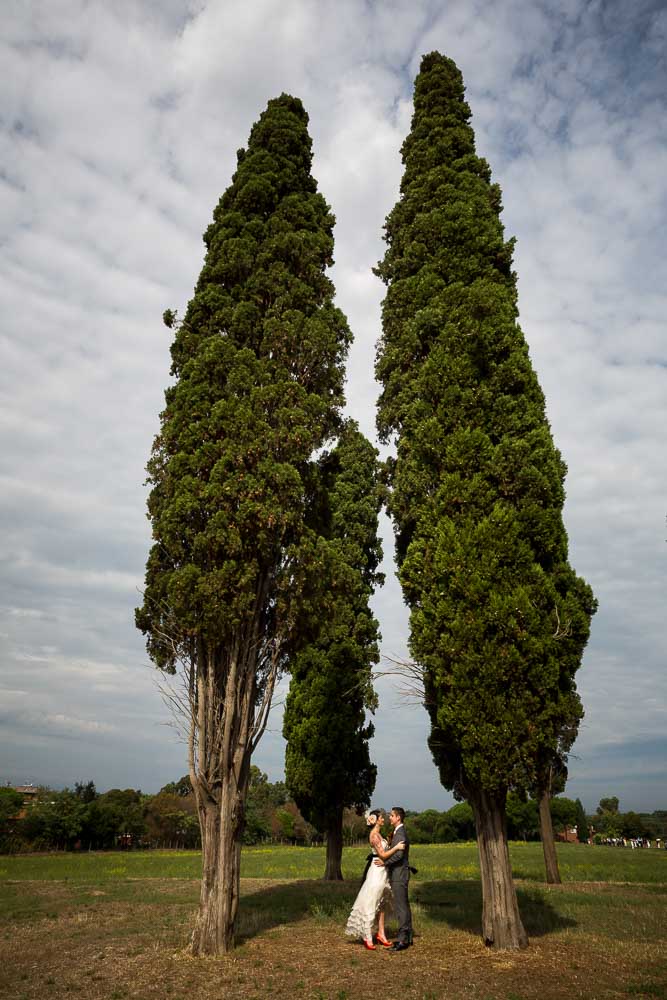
[1,0,665,815]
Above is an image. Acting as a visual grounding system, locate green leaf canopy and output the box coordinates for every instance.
[137,94,353,674]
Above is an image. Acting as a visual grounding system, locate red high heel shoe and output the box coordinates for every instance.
[376,934,392,947]
[363,939,376,950]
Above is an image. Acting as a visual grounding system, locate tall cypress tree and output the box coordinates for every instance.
[375,53,596,949]
[283,420,383,880]
[136,95,352,955]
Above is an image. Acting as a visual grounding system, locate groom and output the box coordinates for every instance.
[375,806,413,951]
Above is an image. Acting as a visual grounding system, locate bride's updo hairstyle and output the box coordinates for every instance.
[369,808,385,823]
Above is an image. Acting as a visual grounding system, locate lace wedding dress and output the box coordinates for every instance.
[345,837,392,940]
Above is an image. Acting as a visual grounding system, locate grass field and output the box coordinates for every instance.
[1,843,665,1000]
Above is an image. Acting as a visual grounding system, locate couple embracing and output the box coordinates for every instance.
[345,806,413,953]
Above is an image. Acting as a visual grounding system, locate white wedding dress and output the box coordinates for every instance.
[345,837,392,940]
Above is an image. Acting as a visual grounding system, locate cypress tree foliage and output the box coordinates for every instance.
[136,94,352,955]
[283,420,383,880]
[375,53,596,949]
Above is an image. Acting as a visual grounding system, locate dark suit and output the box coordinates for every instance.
[384,822,413,944]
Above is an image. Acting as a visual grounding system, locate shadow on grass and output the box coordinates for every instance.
[236,877,576,943]
[237,879,355,942]
[413,880,577,938]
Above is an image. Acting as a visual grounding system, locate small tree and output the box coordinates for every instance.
[137,94,352,954]
[621,811,648,839]
[91,789,146,848]
[283,421,383,879]
[159,776,193,798]
[145,791,199,847]
[0,788,23,850]
[549,796,579,835]
[574,798,589,843]
[447,802,476,841]
[506,795,539,842]
[597,797,620,815]
[375,52,596,949]
[342,807,370,844]
[595,798,622,838]
[20,789,88,850]
[74,781,97,804]
[412,809,442,841]
[243,766,288,844]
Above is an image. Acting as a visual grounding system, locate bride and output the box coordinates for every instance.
[345,808,405,950]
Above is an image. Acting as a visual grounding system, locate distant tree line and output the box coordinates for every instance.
[407,796,665,844]
[0,780,198,853]
[0,770,361,854]
[2,780,662,854]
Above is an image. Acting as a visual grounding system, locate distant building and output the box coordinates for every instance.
[7,784,38,820]
[556,826,579,844]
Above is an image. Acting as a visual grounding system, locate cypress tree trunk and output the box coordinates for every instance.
[538,788,562,884]
[191,766,249,954]
[188,640,256,955]
[469,788,528,950]
[323,807,344,880]
[191,796,223,954]
[191,782,220,954]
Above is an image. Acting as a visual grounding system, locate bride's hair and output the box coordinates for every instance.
[369,808,385,822]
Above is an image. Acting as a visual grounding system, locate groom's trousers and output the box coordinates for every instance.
[389,866,413,944]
